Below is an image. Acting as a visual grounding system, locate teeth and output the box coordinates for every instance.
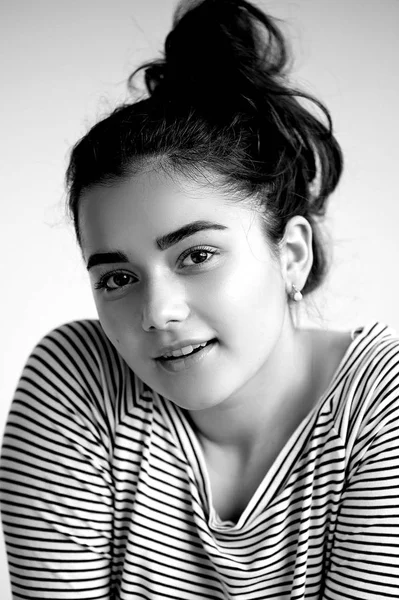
[171,345,193,357]
[163,341,209,359]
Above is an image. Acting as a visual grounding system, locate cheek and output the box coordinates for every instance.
[197,255,283,321]
[94,297,141,354]
[218,268,286,359]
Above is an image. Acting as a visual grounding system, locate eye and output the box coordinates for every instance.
[179,246,218,268]
[94,271,137,292]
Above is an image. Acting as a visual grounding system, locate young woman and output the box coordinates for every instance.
[1,1,399,598]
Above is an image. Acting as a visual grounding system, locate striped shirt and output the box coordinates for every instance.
[1,319,399,599]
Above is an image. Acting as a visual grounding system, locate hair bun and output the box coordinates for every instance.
[172,0,205,24]
[139,0,288,116]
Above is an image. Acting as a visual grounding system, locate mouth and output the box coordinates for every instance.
[157,339,215,360]
[155,339,217,372]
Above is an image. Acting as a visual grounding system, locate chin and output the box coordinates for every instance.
[155,379,233,412]
[171,395,223,412]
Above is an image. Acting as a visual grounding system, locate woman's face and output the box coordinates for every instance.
[80,169,290,411]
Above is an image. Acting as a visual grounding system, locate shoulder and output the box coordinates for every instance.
[344,321,399,392]
[25,319,122,389]
[331,322,399,447]
[34,318,111,356]
[30,318,128,372]
[15,319,153,422]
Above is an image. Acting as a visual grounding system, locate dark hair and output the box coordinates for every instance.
[66,0,343,295]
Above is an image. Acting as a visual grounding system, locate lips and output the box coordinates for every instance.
[156,339,217,373]
[161,341,208,359]
[155,339,216,361]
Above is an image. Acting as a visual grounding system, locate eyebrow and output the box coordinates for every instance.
[86,220,228,270]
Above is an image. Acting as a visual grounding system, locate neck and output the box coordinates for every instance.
[186,320,315,464]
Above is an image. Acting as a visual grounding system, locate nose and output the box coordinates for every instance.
[141,275,190,331]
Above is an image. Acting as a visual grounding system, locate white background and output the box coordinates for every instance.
[1,0,398,596]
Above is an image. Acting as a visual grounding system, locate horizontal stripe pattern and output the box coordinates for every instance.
[1,320,399,598]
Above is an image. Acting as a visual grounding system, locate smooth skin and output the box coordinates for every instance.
[80,166,351,521]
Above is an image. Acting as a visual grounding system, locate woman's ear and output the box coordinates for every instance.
[280,216,313,294]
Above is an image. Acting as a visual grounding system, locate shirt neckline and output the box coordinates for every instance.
[169,322,386,530]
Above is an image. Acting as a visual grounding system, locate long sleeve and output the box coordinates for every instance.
[0,321,118,599]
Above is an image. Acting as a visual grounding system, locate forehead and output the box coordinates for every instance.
[79,169,259,251]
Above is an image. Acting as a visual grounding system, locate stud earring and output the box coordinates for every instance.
[290,284,303,302]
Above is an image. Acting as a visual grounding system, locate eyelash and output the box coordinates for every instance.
[94,245,219,292]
